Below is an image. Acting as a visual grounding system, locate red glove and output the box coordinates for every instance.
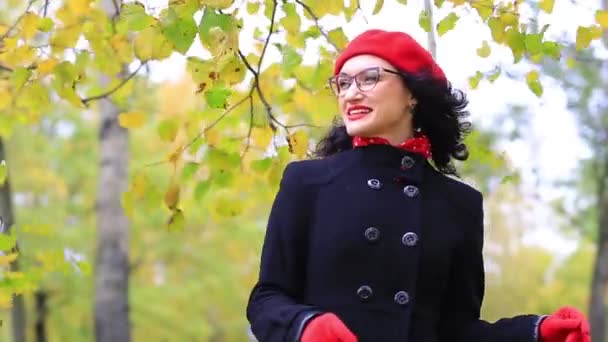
[539,306,590,342]
[301,313,358,342]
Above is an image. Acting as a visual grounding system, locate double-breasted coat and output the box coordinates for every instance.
[246,144,543,342]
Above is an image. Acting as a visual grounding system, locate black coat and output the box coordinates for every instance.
[246,144,543,342]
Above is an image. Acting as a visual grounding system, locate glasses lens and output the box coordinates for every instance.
[357,68,380,91]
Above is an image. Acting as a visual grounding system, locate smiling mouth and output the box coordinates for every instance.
[347,107,372,121]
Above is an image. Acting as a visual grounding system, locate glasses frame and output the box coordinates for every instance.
[328,66,401,96]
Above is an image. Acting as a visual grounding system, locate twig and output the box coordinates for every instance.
[294,0,340,52]
[238,49,284,132]
[257,0,278,74]
[241,94,255,159]
[136,95,251,171]
[0,0,37,41]
[81,62,146,105]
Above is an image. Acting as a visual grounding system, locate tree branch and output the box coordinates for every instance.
[0,0,37,42]
[240,94,255,159]
[81,61,146,105]
[294,0,340,52]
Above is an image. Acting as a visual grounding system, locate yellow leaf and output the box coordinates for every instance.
[597,10,608,28]
[328,28,349,50]
[539,0,554,13]
[0,89,10,111]
[38,58,59,75]
[0,291,13,309]
[0,253,17,265]
[288,130,309,158]
[499,12,519,27]
[373,0,384,14]
[476,40,491,58]
[130,173,148,199]
[576,26,593,50]
[118,111,146,128]
[200,0,233,9]
[167,208,185,231]
[251,126,274,149]
[164,183,180,210]
[566,57,577,69]
[121,191,133,218]
[448,0,466,5]
[20,12,41,40]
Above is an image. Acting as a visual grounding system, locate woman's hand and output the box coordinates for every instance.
[301,313,358,342]
[539,306,590,342]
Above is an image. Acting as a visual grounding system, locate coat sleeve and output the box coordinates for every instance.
[438,189,544,342]
[246,162,323,342]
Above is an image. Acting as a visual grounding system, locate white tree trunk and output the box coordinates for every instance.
[94,0,131,340]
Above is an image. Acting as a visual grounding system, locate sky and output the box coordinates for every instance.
[143,0,605,256]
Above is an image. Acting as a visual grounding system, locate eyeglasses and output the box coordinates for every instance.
[328,66,401,96]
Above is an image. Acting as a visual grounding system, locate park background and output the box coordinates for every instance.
[0,0,607,341]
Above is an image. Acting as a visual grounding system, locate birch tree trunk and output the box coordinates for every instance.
[94,0,131,340]
[0,138,26,342]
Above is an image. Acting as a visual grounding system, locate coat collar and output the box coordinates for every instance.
[349,144,427,184]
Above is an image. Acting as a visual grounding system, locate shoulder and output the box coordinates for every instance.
[426,166,483,219]
[280,152,356,188]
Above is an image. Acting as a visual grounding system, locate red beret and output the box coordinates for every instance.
[333,29,446,83]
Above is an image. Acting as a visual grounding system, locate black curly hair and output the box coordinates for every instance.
[313,70,472,177]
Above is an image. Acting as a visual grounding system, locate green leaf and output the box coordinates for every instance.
[468,71,483,89]
[419,10,432,33]
[280,45,303,76]
[396,0,407,3]
[542,41,561,59]
[181,162,200,180]
[524,33,543,55]
[488,17,506,43]
[0,230,16,251]
[38,17,54,32]
[281,3,300,34]
[247,1,260,14]
[121,2,155,31]
[373,0,384,14]
[251,158,273,174]
[436,13,458,36]
[198,9,236,54]
[505,28,525,62]
[539,0,555,14]
[526,70,543,97]
[476,40,491,58]
[11,67,31,91]
[471,0,493,21]
[157,118,179,142]
[162,10,197,54]
[434,0,444,6]
[194,180,212,201]
[205,87,232,109]
[134,25,174,60]
[0,160,6,185]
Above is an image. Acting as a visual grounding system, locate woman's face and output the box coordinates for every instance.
[334,55,417,144]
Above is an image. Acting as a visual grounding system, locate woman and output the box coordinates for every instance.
[246,29,590,342]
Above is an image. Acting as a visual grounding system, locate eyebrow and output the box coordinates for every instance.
[338,66,375,75]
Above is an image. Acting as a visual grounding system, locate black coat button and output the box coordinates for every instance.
[402,232,418,247]
[367,179,382,190]
[401,156,415,169]
[394,291,410,305]
[403,185,419,197]
[357,285,373,301]
[364,227,380,242]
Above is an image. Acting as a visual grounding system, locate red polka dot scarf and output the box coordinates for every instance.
[352,133,432,159]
